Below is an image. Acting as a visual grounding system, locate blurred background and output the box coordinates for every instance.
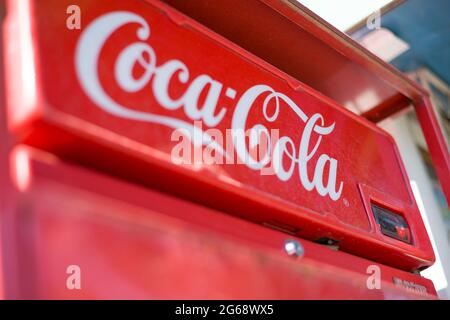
[297,0,450,298]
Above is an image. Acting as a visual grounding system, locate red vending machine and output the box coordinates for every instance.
[0,0,449,299]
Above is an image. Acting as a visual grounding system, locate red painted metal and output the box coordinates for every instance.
[414,98,450,206]
[161,0,428,111]
[361,93,412,123]
[3,0,435,272]
[1,0,448,299]
[0,9,6,298]
[4,146,437,299]
[161,0,450,209]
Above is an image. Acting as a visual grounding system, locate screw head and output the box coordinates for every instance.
[284,239,304,258]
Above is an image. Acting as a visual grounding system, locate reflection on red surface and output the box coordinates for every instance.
[6,147,437,299]
[4,0,434,271]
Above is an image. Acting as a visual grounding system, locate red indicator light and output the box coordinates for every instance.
[371,204,412,244]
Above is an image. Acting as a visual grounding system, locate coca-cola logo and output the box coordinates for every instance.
[74,11,343,201]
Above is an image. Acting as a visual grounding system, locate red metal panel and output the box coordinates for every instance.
[6,147,437,299]
[3,0,434,271]
[0,6,11,298]
[414,98,450,207]
[161,0,427,111]
[160,0,450,209]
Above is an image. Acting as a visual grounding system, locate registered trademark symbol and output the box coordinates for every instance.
[343,198,349,207]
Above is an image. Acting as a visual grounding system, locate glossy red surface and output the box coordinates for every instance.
[161,0,428,112]
[3,0,434,271]
[161,0,450,208]
[2,147,437,299]
[415,98,450,207]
